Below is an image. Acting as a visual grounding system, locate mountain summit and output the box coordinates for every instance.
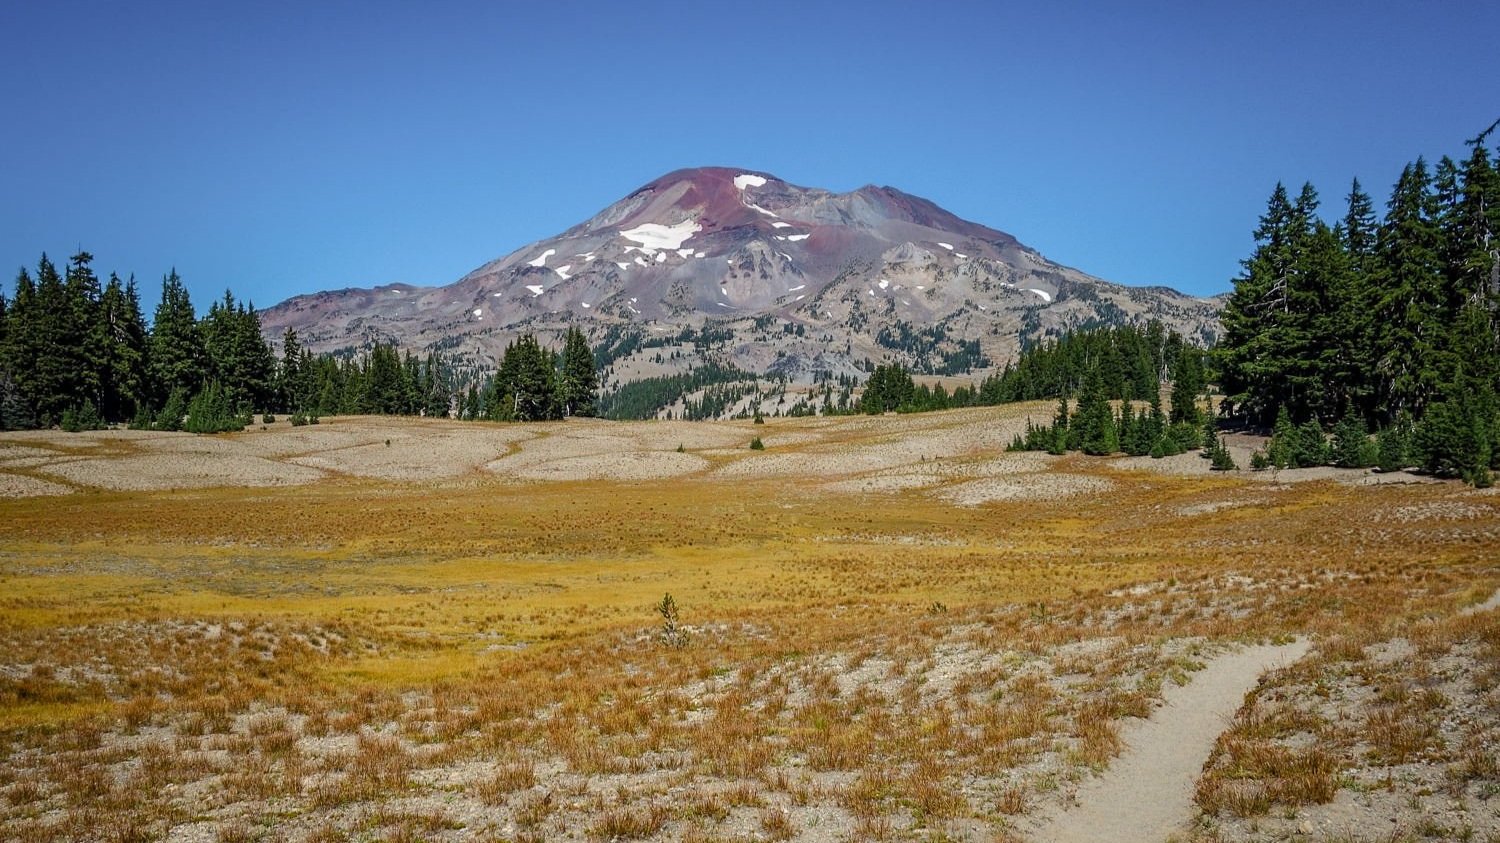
[261,167,1219,382]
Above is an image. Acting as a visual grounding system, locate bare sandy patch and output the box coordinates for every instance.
[936,472,1113,505]
[0,473,74,497]
[38,454,326,491]
[0,443,63,463]
[713,450,908,478]
[511,450,710,482]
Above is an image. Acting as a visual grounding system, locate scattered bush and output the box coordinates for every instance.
[656,593,688,647]
[154,389,188,431]
[184,382,244,434]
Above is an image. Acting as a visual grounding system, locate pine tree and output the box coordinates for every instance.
[96,273,150,422]
[1218,184,1300,425]
[1376,414,1414,472]
[1,268,36,428]
[421,352,451,417]
[66,251,107,416]
[1374,159,1445,422]
[494,335,561,422]
[1450,142,1500,307]
[150,270,203,405]
[1074,368,1118,455]
[277,327,305,412]
[1331,411,1375,468]
[558,326,599,417]
[1267,407,1298,468]
[1169,347,1204,424]
[154,388,188,431]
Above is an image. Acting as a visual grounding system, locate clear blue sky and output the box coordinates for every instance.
[2,0,1495,312]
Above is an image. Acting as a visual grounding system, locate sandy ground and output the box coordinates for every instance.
[1028,640,1312,843]
[2,407,1414,501]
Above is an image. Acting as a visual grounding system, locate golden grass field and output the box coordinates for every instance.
[0,406,1497,842]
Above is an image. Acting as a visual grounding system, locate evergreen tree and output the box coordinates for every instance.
[860,363,914,414]
[18,255,75,424]
[558,326,599,417]
[1219,184,1302,425]
[184,380,244,433]
[1049,396,1070,455]
[1,268,37,428]
[1331,411,1375,468]
[66,251,107,415]
[1373,159,1445,421]
[493,335,561,421]
[150,269,203,404]
[421,352,451,417]
[1169,347,1204,424]
[1376,414,1414,472]
[278,327,305,412]
[1074,368,1118,455]
[1266,407,1298,468]
[1449,142,1500,307]
[154,388,189,431]
[97,273,150,422]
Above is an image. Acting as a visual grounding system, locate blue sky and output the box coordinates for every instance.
[2,1,1496,312]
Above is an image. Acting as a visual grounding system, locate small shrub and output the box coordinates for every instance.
[1209,437,1238,471]
[656,593,687,647]
[749,437,765,450]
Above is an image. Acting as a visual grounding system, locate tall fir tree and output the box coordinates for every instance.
[493,334,560,421]
[1333,180,1381,421]
[277,327,306,412]
[1218,183,1305,425]
[150,269,203,405]
[1169,347,1204,424]
[25,255,76,424]
[1373,158,1445,422]
[66,251,107,415]
[1074,367,1119,455]
[97,272,151,421]
[558,326,599,417]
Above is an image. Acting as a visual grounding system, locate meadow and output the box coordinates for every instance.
[0,407,1496,842]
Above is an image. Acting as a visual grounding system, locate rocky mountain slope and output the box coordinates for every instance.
[260,167,1221,386]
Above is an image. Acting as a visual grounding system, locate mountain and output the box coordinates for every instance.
[260,167,1221,388]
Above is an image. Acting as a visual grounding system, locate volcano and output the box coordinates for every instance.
[260,167,1220,383]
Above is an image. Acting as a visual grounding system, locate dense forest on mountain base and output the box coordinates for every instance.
[0,255,600,432]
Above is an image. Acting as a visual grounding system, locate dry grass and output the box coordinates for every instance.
[0,409,1497,841]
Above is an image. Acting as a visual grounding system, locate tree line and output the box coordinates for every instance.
[855,321,1205,416]
[0,252,600,432]
[1217,121,1500,483]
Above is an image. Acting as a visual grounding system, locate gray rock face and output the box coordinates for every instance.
[260,167,1221,381]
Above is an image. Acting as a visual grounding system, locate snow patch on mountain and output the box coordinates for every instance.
[733,174,767,190]
[621,219,701,250]
[1026,288,1052,302]
[527,249,556,267]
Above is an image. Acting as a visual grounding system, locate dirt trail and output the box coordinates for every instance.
[1030,639,1310,843]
